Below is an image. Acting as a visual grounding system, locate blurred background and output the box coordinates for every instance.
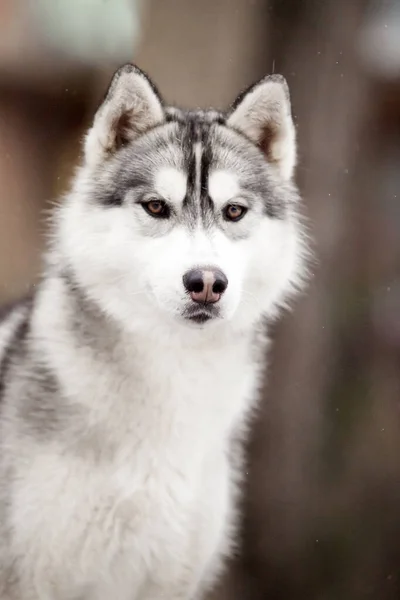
[0,0,399,598]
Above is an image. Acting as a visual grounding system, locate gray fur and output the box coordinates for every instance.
[0,64,308,600]
[94,113,288,223]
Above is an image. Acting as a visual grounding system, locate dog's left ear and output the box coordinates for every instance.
[84,64,164,166]
[227,75,296,181]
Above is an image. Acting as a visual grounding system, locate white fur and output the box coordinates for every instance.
[56,167,303,332]
[9,170,304,599]
[154,167,187,205]
[208,170,240,206]
[0,67,308,600]
[14,277,260,600]
[17,161,304,600]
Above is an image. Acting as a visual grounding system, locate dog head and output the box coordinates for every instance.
[58,64,308,332]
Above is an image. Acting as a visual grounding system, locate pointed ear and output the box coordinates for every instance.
[227,75,296,181]
[84,64,165,166]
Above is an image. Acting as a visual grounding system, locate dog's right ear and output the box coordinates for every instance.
[227,75,296,181]
[84,64,165,166]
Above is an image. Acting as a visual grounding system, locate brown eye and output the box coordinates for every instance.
[224,204,247,222]
[142,200,170,218]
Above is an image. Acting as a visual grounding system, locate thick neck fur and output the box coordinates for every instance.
[31,267,265,462]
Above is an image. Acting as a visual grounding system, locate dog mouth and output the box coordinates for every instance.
[183,303,220,324]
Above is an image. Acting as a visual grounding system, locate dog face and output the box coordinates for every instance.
[59,65,307,332]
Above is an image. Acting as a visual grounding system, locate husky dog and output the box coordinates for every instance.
[0,65,308,599]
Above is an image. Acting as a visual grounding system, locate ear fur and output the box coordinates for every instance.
[227,75,296,180]
[84,64,164,166]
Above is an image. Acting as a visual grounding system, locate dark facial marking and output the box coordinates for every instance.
[98,173,150,207]
[178,112,222,230]
[199,131,214,227]
[183,119,200,221]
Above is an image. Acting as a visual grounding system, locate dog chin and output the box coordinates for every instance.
[181,303,221,327]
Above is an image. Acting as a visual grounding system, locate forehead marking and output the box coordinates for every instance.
[194,142,202,204]
[154,167,187,204]
[208,170,240,206]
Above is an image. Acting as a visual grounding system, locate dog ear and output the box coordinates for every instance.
[227,75,296,181]
[84,64,164,166]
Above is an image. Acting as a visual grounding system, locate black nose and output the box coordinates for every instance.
[183,267,228,304]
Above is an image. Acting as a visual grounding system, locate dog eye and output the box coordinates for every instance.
[223,204,247,222]
[142,200,170,219]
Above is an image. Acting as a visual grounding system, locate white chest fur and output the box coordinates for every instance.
[14,306,263,599]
